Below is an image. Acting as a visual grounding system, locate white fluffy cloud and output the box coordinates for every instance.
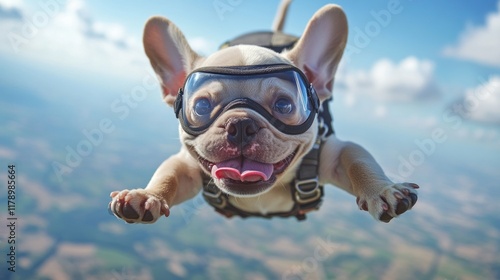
[337,56,439,102]
[457,76,500,124]
[0,0,146,77]
[443,1,500,67]
[188,37,217,56]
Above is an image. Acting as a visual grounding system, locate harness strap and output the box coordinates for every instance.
[202,179,312,220]
[292,134,324,221]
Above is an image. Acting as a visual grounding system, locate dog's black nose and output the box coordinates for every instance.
[226,118,259,146]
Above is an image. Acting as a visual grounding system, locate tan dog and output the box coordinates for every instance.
[109,2,418,223]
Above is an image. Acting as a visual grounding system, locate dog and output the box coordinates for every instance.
[109,1,418,223]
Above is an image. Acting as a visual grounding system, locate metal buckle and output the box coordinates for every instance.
[317,117,329,141]
[295,177,319,195]
[295,187,322,204]
[202,183,228,208]
[203,186,222,198]
[211,195,227,209]
[312,139,321,150]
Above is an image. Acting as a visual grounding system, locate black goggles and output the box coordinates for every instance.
[174,64,320,136]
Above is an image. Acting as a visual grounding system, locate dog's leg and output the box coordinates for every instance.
[108,17,205,224]
[109,149,203,224]
[282,4,417,222]
[320,136,418,222]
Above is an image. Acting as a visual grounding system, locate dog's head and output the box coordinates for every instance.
[143,5,347,197]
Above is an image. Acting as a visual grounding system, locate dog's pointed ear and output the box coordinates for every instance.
[143,16,203,107]
[285,5,347,103]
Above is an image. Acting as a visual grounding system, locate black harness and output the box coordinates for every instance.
[201,31,335,221]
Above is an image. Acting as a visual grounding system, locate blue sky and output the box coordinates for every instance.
[1,0,499,181]
[1,2,499,278]
[1,0,499,96]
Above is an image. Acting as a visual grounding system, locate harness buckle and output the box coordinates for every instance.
[295,177,320,195]
[294,187,322,204]
[202,183,227,208]
[203,185,222,198]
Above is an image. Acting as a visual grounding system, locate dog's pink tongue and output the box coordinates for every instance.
[241,159,274,182]
[212,158,273,182]
[211,159,241,181]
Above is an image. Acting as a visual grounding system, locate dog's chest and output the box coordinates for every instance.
[227,185,294,215]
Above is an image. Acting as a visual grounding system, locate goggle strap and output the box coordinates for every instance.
[188,63,306,78]
[174,88,183,118]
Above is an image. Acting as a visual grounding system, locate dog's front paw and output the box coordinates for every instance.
[356,183,419,223]
[108,189,170,224]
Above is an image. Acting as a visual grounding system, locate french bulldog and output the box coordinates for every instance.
[109,2,418,223]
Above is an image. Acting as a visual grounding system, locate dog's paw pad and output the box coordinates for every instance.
[357,182,419,223]
[395,198,410,215]
[379,211,393,223]
[122,203,140,219]
[108,189,169,224]
[142,210,154,222]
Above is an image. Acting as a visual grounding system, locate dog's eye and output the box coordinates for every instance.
[193,98,212,116]
[274,98,293,114]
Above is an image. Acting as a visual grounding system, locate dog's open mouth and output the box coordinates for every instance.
[199,152,295,195]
